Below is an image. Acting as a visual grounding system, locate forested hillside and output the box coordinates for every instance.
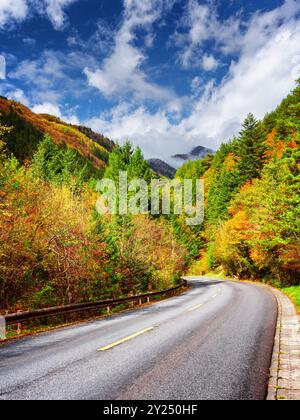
[0,97,114,175]
[0,126,187,312]
[1,81,299,314]
[178,81,300,286]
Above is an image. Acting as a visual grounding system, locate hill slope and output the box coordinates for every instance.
[147,159,176,178]
[0,96,114,170]
[183,81,300,285]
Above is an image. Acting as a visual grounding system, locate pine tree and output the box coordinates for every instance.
[104,141,152,182]
[32,135,61,180]
[104,142,132,181]
[175,155,213,180]
[236,113,266,181]
[129,146,152,182]
[32,135,96,186]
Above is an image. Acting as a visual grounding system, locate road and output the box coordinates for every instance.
[0,277,277,400]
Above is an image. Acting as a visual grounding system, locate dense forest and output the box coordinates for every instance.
[180,81,300,287]
[0,80,299,314]
[0,134,190,312]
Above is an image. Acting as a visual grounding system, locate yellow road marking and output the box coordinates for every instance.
[188,303,203,312]
[98,327,154,352]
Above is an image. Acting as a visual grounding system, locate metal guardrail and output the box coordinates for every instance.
[4,280,187,327]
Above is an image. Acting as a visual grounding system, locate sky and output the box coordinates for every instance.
[0,0,300,163]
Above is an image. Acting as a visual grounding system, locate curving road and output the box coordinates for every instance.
[0,277,277,400]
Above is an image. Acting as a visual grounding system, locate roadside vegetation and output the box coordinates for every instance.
[282,286,300,312]
[179,80,300,288]
[0,80,299,317]
[0,131,187,313]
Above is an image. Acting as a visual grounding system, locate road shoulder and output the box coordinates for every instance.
[267,287,300,400]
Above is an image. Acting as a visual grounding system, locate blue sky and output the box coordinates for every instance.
[0,0,300,162]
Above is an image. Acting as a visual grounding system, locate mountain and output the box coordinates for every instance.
[148,145,215,178]
[172,145,215,162]
[147,159,176,178]
[0,96,214,180]
[0,96,114,170]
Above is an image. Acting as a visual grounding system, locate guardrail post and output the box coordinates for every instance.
[107,306,111,315]
[17,311,22,335]
[129,291,134,308]
[139,299,142,306]
[147,297,150,303]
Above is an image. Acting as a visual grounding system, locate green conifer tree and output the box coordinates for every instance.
[235,113,266,181]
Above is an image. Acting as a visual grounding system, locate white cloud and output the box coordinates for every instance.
[190,76,201,95]
[0,79,34,108]
[0,76,30,103]
[5,88,30,106]
[11,50,65,82]
[10,50,67,103]
[9,50,95,103]
[174,0,244,68]
[201,54,219,71]
[176,0,300,69]
[84,0,175,102]
[23,37,36,46]
[39,0,79,30]
[0,0,28,28]
[3,0,300,166]
[181,0,300,144]
[86,0,300,162]
[87,104,181,161]
[32,102,63,116]
[0,0,79,30]
[32,102,79,124]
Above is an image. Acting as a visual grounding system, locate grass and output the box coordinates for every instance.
[282,285,300,313]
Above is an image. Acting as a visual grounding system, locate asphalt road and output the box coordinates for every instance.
[0,277,278,400]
